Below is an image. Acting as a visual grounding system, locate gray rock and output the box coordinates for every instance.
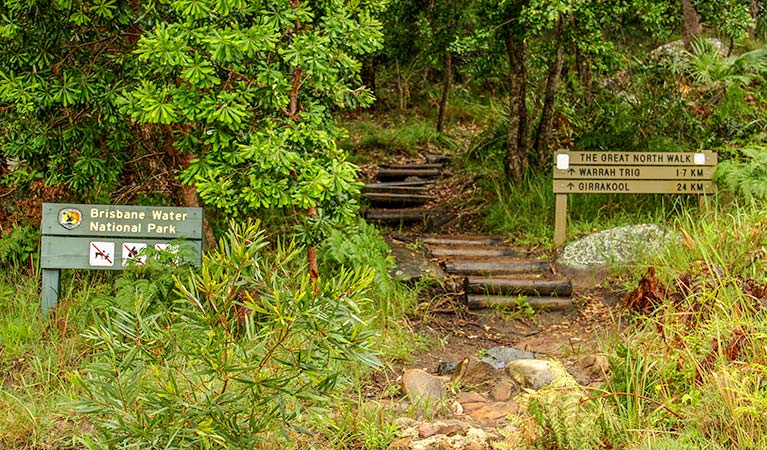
[481,346,535,369]
[387,241,446,283]
[402,369,447,404]
[557,224,674,272]
[506,360,555,390]
[649,38,727,61]
[437,361,460,375]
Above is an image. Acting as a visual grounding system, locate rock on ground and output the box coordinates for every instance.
[402,369,447,404]
[506,359,555,390]
[451,356,502,390]
[557,224,674,273]
[387,241,446,283]
[481,346,535,369]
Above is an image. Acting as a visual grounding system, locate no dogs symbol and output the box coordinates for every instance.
[89,242,114,267]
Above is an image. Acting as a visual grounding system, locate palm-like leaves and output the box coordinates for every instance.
[681,39,767,92]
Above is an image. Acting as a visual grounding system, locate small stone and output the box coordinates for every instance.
[577,354,610,380]
[481,346,535,369]
[469,401,519,422]
[437,361,460,375]
[402,369,447,404]
[418,423,438,439]
[456,392,488,404]
[450,400,463,415]
[506,359,555,390]
[490,380,518,402]
[452,357,500,389]
[388,437,412,449]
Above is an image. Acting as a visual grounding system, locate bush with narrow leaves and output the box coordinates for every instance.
[72,221,381,449]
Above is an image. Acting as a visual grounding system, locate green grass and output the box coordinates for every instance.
[599,203,767,449]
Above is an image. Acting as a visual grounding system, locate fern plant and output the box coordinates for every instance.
[716,145,767,202]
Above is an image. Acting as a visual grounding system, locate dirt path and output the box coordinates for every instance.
[359,155,626,449]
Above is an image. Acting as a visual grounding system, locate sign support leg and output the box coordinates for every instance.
[554,194,567,246]
[41,269,60,318]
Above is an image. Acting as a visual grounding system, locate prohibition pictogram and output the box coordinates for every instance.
[89,241,114,267]
[122,242,147,266]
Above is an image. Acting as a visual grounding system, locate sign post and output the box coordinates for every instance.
[40,203,204,317]
[552,151,717,246]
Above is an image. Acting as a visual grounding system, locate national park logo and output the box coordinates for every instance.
[58,208,82,230]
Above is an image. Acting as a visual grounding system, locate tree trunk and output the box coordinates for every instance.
[533,24,564,170]
[681,0,702,51]
[361,58,376,108]
[575,47,593,104]
[751,0,759,39]
[165,126,217,250]
[437,49,452,133]
[505,34,528,182]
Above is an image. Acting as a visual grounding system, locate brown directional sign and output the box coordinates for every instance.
[553,180,714,194]
[553,165,716,180]
[558,151,717,166]
[551,151,718,247]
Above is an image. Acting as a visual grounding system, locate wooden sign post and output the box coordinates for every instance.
[40,203,204,317]
[552,151,717,246]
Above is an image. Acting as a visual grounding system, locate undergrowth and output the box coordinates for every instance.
[0,218,424,449]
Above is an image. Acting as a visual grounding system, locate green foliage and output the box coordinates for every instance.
[0,0,138,192]
[123,0,383,227]
[716,145,767,202]
[72,221,382,448]
[0,225,38,270]
[527,387,620,450]
[320,219,394,294]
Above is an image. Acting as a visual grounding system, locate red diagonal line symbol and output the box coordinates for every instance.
[91,243,113,265]
[123,244,143,264]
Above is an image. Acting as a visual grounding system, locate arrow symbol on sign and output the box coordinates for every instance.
[568,168,575,175]
[567,182,575,190]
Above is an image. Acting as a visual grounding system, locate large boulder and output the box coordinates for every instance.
[556,224,674,286]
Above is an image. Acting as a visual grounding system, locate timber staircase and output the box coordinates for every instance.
[417,234,573,311]
[362,155,450,227]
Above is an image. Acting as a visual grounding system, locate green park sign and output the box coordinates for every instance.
[40,203,203,317]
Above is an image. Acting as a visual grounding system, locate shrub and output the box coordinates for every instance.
[72,221,382,448]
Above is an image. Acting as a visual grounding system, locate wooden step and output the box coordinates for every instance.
[421,236,507,247]
[364,192,432,207]
[363,185,429,195]
[365,208,438,223]
[381,163,445,170]
[429,246,524,259]
[467,295,573,311]
[364,181,435,188]
[444,260,550,276]
[465,277,572,297]
[426,154,453,164]
[377,168,441,181]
